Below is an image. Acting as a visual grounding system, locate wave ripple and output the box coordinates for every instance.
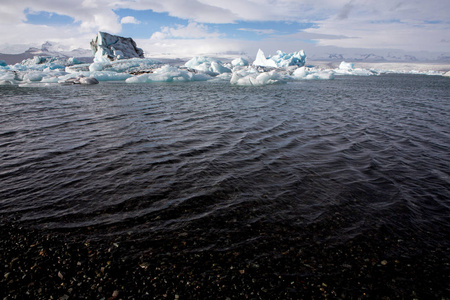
[0,76,449,250]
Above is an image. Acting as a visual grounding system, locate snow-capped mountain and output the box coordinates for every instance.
[0,42,93,65]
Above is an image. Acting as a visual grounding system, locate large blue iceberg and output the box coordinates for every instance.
[90,32,144,63]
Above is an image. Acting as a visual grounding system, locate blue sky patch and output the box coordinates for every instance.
[115,9,188,38]
[24,9,75,26]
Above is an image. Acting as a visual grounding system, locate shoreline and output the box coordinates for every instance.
[1,221,448,299]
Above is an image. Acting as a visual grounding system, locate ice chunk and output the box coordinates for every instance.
[67,57,83,65]
[90,32,144,63]
[126,65,211,83]
[184,57,231,75]
[253,49,278,68]
[23,71,45,82]
[59,71,131,82]
[253,49,306,68]
[335,61,377,76]
[19,56,79,70]
[65,63,91,73]
[63,75,99,85]
[292,66,334,80]
[0,60,7,67]
[338,61,354,71]
[230,67,285,86]
[89,62,109,72]
[0,71,18,85]
[20,69,68,83]
[444,71,450,77]
[86,58,161,73]
[231,57,249,67]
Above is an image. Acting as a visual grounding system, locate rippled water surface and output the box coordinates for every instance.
[1,75,449,250]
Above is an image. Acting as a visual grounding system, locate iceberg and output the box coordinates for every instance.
[231,57,249,67]
[230,66,286,86]
[0,71,18,85]
[63,75,99,85]
[292,66,335,80]
[125,65,211,83]
[253,49,306,68]
[184,57,231,75]
[84,58,161,73]
[21,56,82,69]
[253,49,278,68]
[59,71,131,82]
[90,32,144,63]
[334,61,377,76]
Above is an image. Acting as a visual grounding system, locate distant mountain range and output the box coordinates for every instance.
[0,42,93,65]
[307,50,450,63]
[1,41,449,65]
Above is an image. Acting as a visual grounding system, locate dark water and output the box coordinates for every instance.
[1,75,449,249]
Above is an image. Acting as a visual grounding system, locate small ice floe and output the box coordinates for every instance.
[0,80,15,85]
[63,75,99,85]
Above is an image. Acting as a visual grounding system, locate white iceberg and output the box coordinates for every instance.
[231,57,249,67]
[335,61,378,76]
[0,71,18,85]
[92,58,161,73]
[63,75,99,85]
[90,32,145,63]
[184,57,231,75]
[59,71,131,82]
[230,66,286,86]
[125,65,211,83]
[292,66,334,80]
[19,56,83,71]
[253,49,306,68]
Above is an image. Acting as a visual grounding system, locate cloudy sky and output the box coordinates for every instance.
[0,0,449,59]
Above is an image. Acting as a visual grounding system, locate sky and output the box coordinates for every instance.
[0,0,449,59]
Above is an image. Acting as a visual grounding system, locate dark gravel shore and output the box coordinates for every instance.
[1,219,449,299]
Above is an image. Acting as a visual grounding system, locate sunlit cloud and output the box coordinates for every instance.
[121,16,141,24]
[0,0,448,57]
[238,28,277,35]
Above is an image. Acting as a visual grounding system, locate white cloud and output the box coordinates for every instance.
[302,0,450,52]
[151,22,223,40]
[121,16,141,24]
[0,0,448,56]
[238,28,277,35]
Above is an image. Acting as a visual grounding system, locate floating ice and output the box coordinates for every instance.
[184,57,231,75]
[230,67,286,86]
[292,67,335,80]
[23,71,46,82]
[0,71,18,85]
[69,58,162,74]
[334,61,377,76]
[19,56,83,71]
[253,49,306,68]
[125,65,211,83]
[59,71,131,82]
[0,60,7,67]
[90,32,144,63]
[1,38,449,88]
[63,75,99,85]
[231,57,249,67]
